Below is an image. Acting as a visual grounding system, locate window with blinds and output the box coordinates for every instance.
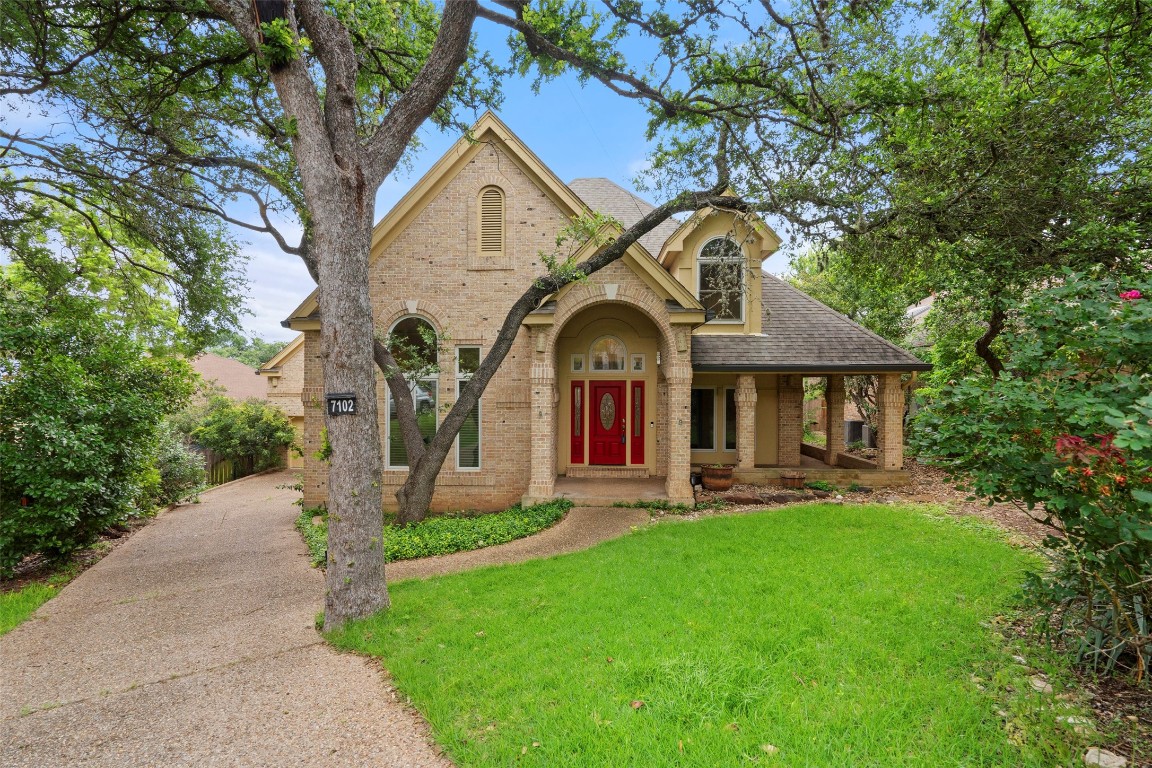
[456,346,481,470]
[478,186,504,259]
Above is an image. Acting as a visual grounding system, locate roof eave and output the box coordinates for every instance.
[691,362,933,373]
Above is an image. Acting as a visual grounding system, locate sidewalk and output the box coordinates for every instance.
[0,471,450,767]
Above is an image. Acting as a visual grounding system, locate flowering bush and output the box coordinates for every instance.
[913,271,1151,679]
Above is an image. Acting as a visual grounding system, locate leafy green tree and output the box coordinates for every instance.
[0,273,196,574]
[189,396,297,471]
[207,332,288,369]
[799,0,1150,376]
[787,248,923,437]
[149,426,207,505]
[914,273,1152,679]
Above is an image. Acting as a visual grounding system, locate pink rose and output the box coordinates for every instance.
[1119,290,1142,300]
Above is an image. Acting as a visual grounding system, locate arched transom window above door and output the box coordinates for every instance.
[589,335,627,371]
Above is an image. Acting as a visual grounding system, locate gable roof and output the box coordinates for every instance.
[691,275,931,372]
[567,178,682,258]
[256,334,303,375]
[191,353,267,400]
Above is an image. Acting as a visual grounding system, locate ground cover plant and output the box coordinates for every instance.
[330,503,1087,767]
[296,499,572,568]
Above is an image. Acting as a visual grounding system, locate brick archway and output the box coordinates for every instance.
[524,280,694,505]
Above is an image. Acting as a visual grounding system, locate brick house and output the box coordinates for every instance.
[283,114,929,512]
[255,335,306,469]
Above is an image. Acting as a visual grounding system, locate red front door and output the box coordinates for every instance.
[589,381,626,465]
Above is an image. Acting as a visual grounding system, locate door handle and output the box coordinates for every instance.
[621,418,626,444]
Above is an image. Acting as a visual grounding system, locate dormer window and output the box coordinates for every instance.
[478,186,505,260]
[699,237,744,322]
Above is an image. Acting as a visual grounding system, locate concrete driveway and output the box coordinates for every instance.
[0,471,450,767]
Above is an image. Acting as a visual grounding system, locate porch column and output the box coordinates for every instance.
[300,330,328,509]
[776,375,804,467]
[877,373,905,470]
[824,375,845,466]
[736,374,757,470]
[524,361,557,502]
[664,365,694,503]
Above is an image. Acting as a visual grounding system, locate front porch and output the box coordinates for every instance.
[554,476,669,506]
[729,452,910,488]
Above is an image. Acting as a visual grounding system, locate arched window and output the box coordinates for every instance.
[386,316,438,468]
[478,186,505,259]
[698,237,745,322]
[589,336,627,371]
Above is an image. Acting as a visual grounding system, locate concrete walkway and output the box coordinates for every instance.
[0,472,648,767]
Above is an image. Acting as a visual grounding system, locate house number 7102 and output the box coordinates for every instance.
[325,393,357,416]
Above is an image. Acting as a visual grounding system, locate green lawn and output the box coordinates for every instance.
[0,583,57,636]
[330,503,1080,767]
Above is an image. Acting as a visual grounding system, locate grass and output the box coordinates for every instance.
[329,503,1086,767]
[1,582,59,635]
[296,499,572,568]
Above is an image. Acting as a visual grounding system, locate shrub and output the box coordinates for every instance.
[153,426,206,504]
[913,271,1152,678]
[0,283,195,573]
[804,480,837,492]
[189,396,296,470]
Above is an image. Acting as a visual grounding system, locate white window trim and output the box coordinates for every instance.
[455,346,482,471]
[385,315,439,470]
[698,237,746,324]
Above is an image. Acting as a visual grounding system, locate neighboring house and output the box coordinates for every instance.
[256,335,306,469]
[284,113,930,512]
[190,353,266,401]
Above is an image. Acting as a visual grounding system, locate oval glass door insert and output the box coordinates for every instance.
[599,392,616,430]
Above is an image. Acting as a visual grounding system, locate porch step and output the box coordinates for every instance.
[565,466,650,479]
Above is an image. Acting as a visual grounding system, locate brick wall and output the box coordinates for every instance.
[776,375,804,467]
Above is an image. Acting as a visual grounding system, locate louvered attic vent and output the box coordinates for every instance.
[479,186,504,257]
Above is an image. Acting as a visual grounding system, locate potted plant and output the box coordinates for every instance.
[701,463,735,492]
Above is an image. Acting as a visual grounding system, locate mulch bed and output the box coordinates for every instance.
[0,516,152,594]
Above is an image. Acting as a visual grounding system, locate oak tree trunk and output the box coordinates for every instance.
[313,198,389,629]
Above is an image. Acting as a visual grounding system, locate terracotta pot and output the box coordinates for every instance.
[701,465,735,492]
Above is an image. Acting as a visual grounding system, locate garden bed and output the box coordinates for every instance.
[295,499,573,568]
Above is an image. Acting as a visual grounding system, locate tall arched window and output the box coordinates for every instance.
[478,186,505,260]
[698,237,745,322]
[386,316,438,468]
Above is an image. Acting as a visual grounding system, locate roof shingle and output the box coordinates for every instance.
[691,275,931,372]
[567,177,682,258]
